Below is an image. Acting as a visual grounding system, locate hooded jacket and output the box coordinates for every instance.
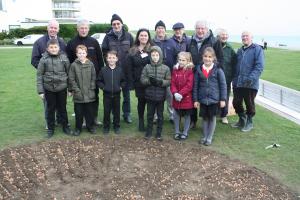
[140,46,171,101]
[37,51,70,94]
[232,43,264,90]
[68,59,96,103]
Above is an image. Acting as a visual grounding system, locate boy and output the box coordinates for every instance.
[37,39,72,138]
[97,50,126,134]
[141,46,171,141]
[68,45,97,136]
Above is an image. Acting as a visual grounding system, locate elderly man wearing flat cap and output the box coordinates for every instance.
[170,22,191,53]
[102,14,134,124]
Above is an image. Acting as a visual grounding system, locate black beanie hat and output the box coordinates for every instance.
[155,20,166,30]
[111,14,123,25]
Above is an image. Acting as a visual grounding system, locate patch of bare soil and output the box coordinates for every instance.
[0,137,297,200]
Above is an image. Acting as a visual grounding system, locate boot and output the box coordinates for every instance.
[241,115,253,132]
[46,129,54,138]
[138,118,145,132]
[63,126,73,135]
[231,113,247,128]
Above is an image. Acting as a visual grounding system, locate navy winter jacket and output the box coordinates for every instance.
[232,43,264,90]
[193,64,227,105]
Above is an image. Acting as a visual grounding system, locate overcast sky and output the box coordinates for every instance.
[9,0,300,36]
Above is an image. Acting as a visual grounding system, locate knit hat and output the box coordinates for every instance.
[155,20,166,30]
[111,14,123,25]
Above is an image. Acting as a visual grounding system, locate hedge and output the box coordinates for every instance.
[2,23,129,40]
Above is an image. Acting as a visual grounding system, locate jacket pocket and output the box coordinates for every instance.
[88,89,96,99]
[74,90,84,101]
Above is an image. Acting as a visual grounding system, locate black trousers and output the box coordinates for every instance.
[232,87,257,117]
[137,97,147,120]
[146,100,164,137]
[44,89,68,130]
[220,84,232,118]
[93,87,99,121]
[103,93,120,129]
[190,108,198,124]
[74,102,95,130]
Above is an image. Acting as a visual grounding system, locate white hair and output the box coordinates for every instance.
[47,19,59,28]
[77,19,90,28]
[242,31,253,38]
[215,28,228,36]
[194,20,208,29]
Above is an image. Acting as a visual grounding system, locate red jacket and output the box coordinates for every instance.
[170,67,194,109]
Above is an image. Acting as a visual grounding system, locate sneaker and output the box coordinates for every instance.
[103,128,109,135]
[156,136,163,141]
[204,141,211,146]
[169,119,174,124]
[174,133,181,140]
[124,116,132,124]
[45,125,48,130]
[94,120,102,126]
[221,117,229,124]
[144,135,151,140]
[73,129,81,136]
[114,128,120,134]
[63,127,73,135]
[180,134,188,140]
[46,130,54,138]
[88,127,96,134]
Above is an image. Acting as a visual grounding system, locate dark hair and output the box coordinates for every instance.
[129,28,153,55]
[202,47,217,62]
[46,38,59,47]
[107,50,118,57]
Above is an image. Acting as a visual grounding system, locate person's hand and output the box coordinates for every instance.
[220,101,226,108]
[155,78,163,86]
[194,102,200,108]
[39,94,44,100]
[244,79,252,87]
[68,92,73,96]
[149,77,156,86]
[174,93,183,102]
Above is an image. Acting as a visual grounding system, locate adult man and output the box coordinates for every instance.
[153,20,177,123]
[102,14,134,123]
[188,20,223,128]
[232,31,264,132]
[66,19,105,126]
[216,28,237,124]
[170,22,191,52]
[31,19,66,129]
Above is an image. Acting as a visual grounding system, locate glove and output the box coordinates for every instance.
[155,79,163,86]
[149,77,156,86]
[244,79,252,87]
[174,93,183,102]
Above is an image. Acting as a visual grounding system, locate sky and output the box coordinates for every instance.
[3,0,300,36]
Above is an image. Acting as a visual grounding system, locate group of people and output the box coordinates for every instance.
[31,14,264,145]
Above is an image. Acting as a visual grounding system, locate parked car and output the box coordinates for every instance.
[91,33,106,46]
[14,34,43,46]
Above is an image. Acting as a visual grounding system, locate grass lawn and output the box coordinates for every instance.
[0,48,299,195]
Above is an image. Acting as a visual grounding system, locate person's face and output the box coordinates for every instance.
[178,56,188,67]
[77,24,89,37]
[241,32,253,46]
[47,22,59,38]
[195,25,208,38]
[202,52,214,66]
[219,32,228,43]
[138,31,149,45]
[155,26,166,38]
[174,28,184,38]
[106,54,118,67]
[47,44,60,55]
[76,48,87,62]
[151,51,160,63]
[112,20,123,32]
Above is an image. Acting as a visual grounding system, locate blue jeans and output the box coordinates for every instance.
[122,87,131,118]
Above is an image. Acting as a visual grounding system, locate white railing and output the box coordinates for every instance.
[258,79,300,113]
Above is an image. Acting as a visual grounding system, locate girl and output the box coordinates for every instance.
[170,52,194,140]
[193,47,227,146]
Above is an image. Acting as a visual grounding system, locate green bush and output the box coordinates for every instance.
[0,39,14,45]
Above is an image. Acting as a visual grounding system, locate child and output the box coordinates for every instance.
[97,50,126,134]
[37,39,72,138]
[141,46,171,141]
[193,47,227,146]
[68,45,97,136]
[170,52,194,140]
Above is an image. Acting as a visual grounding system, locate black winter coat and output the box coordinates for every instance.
[66,35,104,75]
[188,30,223,67]
[31,34,66,68]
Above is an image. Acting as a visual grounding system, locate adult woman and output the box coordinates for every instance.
[126,28,153,131]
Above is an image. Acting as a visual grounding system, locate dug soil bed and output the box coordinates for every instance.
[0,137,297,200]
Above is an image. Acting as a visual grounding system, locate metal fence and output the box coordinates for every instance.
[258,79,300,113]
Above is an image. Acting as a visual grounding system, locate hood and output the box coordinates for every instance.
[74,58,93,67]
[149,46,163,66]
